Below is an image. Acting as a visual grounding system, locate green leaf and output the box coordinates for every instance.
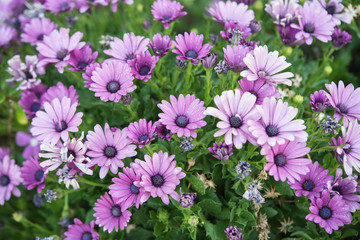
[197,199,222,216]
[262,207,278,218]
[154,223,166,237]
[275,181,294,196]
[291,231,313,240]
[342,229,358,238]
[188,174,206,195]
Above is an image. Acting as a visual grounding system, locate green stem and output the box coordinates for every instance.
[78,177,108,188]
[145,144,154,155]
[310,145,337,153]
[205,69,212,105]
[308,46,335,86]
[185,63,193,92]
[61,191,69,219]
[231,72,238,90]
[172,68,180,92]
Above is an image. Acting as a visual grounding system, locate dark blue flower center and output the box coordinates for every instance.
[326,5,335,15]
[111,205,121,217]
[163,16,171,21]
[302,180,314,191]
[265,125,279,137]
[55,121,68,132]
[130,183,140,194]
[175,115,188,128]
[151,174,164,187]
[343,144,352,154]
[139,66,150,76]
[319,206,332,219]
[77,62,88,69]
[0,175,10,186]
[104,146,117,158]
[139,135,149,142]
[35,170,44,181]
[229,116,242,128]
[81,232,92,240]
[274,154,286,167]
[106,81,120,93]
[304,24,315,34]
[31,103,41,113]
[332,186,342,194]
[185,50,198,59]
[336,104,347,114]
[25,70,33,79]
[162,128,169,136]
[37,34,44,41]
[57,49,68,60]
[126,54,134,61]
[67,150,76,159]
[60,2,69,11]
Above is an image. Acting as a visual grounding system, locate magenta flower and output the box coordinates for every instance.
[94,192,132,233]
[290,161,333,199]
[0,25,16,47]
[37,28,85,73]
[0,156,22,205]
[310,90,330,112]
[220,21,252,43]
[90,60,136,102]
[109,167,146,211]
[154,121,173,141]
[305,190,352,234]
[264,140,311,183]
[325,81,360,127]
[20,157,47,193]
[21,17,57,46]
[15,131,40,159]
[315,0,351,25]
[291,1,335,45]
[82,62,100,87]
[172,32,212,65]
[43,81,79,106]
[151,0,187,29]
[208,142,233,161]
[178,189,196,208]
[332,28,352,48]
[86,123,137,179]
[204,90,259,149]
[68,45,98,72]
[329,136,344,163]
[19,84,47,119]
[131,151,186,204]
[129,51,159,82]
[157,94,207,138]
[238,77,279,105]
[64,218,99,240]
[225,226,244,240]
[223,45,251,72]
[241,45,294,86]
[127,119,156,148]
[45,0,73,14]
[30,97,83,145]
[208,1,254,26]
[265,0,299,26]
[149,33,174,57]
[104,33,150,63]
[0,148,10,161]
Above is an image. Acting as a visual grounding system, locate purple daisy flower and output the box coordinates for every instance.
[332,28,352,48]
[325,80,360,127]
[129,51,159,82]
[94,192,132,233]
[178,188,196,208]
[172,32,213,65]
[75,0,108,13]
[238,77,279,105]
[86,123,137,179]
[310,90,330,112]
[315,0,351,25]
[20,157,47,193]
[0,25,16,47]
[127,119,156,148]
[149,33,174,57]
[109,167,146,211]
[306,190,351,234]
[131,151,186,204]
[37,28,85,73]
[224,226,244,240]
[248,97,308,148]
[151,0,187,29]
[0,148,10,161]
[264,140,311,183]
[290,161,333,199]
[82,62,100,87]
[64,218,99,240]
[223,45,251,72]
[154,121,173,141]
[202,53,218,69]
[19,84,47,119]
[220,22,252,44]
[157,94,207,138]
[0,156,22,205]
[43,81,79,106]
[45,0,73,14]
[21,17,57,46]
[208,1,254,26]
[30,97,83,145]
[90,60,136,102]
[15,131,40,159]
[104,33,150,63]
[265,0,299,27]
[241,45,294,86]
[290,1,335,45]
[68,45,98,72]
[329,136,344,163]
[208,142,233,161]
[204,90,259,149]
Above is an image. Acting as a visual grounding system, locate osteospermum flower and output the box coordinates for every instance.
[264,140,311,183]
[265,0,299,26]
[86,123,137,179]
[241,45,294,86]
[43,81,79,106]
[131,151,186,204]
[157,94,207,138]
[109,167,145,211]
[0,25,16,47]
[94,192,132,233]
[0,156,22,205]
[37,28,85,73]
[224,226,244,240]
[315,0,351,25]
[20,157,47,193]
[16,131,40,159]
[204,90,259,149]
[306,190,351,234]
[68,45,98,72]
[310,90,330,112]
[30,97,83,145]
[220,22,252,44]
[248,97,308,148]
[238,78,279,105]
[21,17,57,45]
[208,142,233,161]
[104,33,150,63]
[149,33,174,57]
[82,62,100,87]
[154,121,173,141]
[127,119,156,148]
[325,81,360,127]
[64,218,99,240]
[208,1,254,26]
[223,45,251,72]
[90,60,136,102]
[0,148,10,161]
[151,0,187,29]
[45,0,73,14]
[172,32,212,65]
[290,1,335,45]
[332,28,352,48]
[19,84,47,119]
[129,51,159,82]
[290,161,333,199]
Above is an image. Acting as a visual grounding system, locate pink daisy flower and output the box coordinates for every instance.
[208,1,254,26]
[149,33,174,57]
[315,0,351,25]
[15,131,40,159]
[86,123,137,179]
[265,0,300,26]
[127,119,156,148]
[45,0,73,14]
[30,97,83,145]
[223,45,251,72]
[19,84,47,119]
[220,21,252,44]
[68,45,98,72]
[0,156,22,205]
[0,25,16,47]
[240,45,294,86]
[0,148,10,161]
[129,51,159,82]
[310,90,330,112]
[82,62,100,87]
[43,81,79,106]
[157,94,207,138]
[264,140,311,183]
[238,77,279,105]
[204,90,259,149]
[89,60,136,102]
[151,0,187,29]
[20,157,47,193]
[154,121,173,141]
[172,32,212,65]
[64,218,99,240]
[130,151,186,204]
[21,17,57,45]
[94,192,132,233]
